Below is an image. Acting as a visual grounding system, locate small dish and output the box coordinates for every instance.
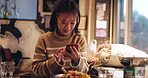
[50,74,64,78]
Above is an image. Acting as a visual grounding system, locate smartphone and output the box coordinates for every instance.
[66,44,79,53]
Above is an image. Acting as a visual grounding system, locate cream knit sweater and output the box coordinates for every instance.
[32,31,89,76]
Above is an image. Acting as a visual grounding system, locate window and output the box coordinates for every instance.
[115,0,148,53]
[131,0,148,52]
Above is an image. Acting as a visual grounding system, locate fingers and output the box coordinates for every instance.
[54,48,65,62]
[70,46,79,56]
[54,53,58,58]
[66,46,80,59]
[65,50,74,59]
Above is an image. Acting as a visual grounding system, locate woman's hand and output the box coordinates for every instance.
[65,46,81,66]
[54,48,65,65]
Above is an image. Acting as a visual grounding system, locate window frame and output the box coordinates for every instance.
[112,0,132,45]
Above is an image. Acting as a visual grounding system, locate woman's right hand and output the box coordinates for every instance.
[54,48,65,65]
[65,46,81,66]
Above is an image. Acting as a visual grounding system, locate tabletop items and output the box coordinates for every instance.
[54,70,91,78]
[1,61,15,78]
[119,57,148,78]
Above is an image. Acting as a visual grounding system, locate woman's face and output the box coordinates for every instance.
[57,13,77,36]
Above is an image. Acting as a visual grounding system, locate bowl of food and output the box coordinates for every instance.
[51,71,90,78]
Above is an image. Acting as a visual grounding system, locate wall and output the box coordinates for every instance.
[0,20,42,57]
[0,20,42,71]
[0,0,90,71]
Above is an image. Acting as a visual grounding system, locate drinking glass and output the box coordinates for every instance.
[1,62,15,78]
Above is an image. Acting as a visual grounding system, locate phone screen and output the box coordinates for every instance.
[66,44,78,53]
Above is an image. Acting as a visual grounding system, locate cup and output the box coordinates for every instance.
[1,62,15,78]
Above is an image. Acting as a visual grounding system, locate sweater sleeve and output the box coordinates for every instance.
[32,35,65,75]
[70,35,89,73]
[70,57,89,73]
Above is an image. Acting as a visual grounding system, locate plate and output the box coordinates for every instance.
[50,74,64,78]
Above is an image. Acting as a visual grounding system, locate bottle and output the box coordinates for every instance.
[14,0,19,18]
[124,66,135,78]
[3,1,8,19]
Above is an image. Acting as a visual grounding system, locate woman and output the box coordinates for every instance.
[32,0,89,76]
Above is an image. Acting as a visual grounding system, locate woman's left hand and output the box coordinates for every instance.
[65,46,81,65]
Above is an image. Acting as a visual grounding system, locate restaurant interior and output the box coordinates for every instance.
[1,0,148,78]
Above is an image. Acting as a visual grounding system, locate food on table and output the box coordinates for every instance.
[59,70,90,78]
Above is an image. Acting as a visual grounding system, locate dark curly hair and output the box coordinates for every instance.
[49,0,80,33]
